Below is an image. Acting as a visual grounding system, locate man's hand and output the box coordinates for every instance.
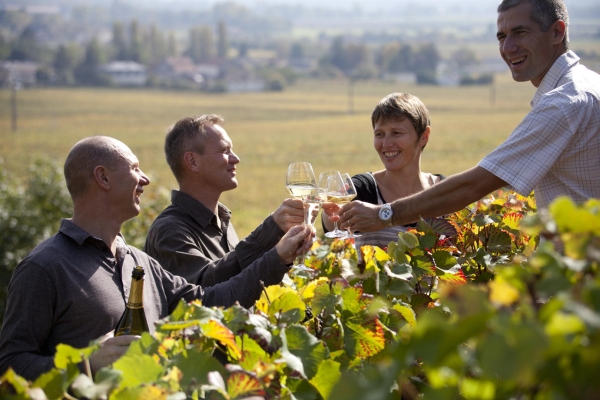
[338,201,386,233]
[276,224,315,264]
[272,198,305,232]
[89,332,139,373]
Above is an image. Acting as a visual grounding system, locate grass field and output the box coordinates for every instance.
[0,75,536,237]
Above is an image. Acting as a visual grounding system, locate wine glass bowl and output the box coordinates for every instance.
[322,171,349,239]
[285,162,317,272]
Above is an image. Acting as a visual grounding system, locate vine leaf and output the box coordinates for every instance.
[344,318,386,359]
[418,218,458,237]
[436,266,467,285]
[487,229,512,253]
[227,370,265,399]
[309,359,342,400]
[112,354,164,388]
[201,319,242,360]
[285,325,329,380]
[392,302,417,327]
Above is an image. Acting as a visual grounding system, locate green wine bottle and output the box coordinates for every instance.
[115,266,149,336]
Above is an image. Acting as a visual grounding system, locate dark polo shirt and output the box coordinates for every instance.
[144,190,285,286]
[0,218,289,380]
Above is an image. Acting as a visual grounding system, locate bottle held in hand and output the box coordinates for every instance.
[115,266,149,336]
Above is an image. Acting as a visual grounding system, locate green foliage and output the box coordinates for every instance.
[0,158,72,326]
[1,189,599,399]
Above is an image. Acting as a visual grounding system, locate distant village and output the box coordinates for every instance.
[0,2,598,92]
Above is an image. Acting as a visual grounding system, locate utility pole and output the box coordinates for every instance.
[348,77,354,115]
[10,80,18,132]
[490,74,496,107]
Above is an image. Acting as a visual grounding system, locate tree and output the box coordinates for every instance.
[75,37,109,86]
[54,43,80,85]
[450,47,479,68]
[167,31,177,57]
[290,42,304,59]
[413,43,440,84]
[0,34,10,60]
[9,26,41,61]
[328,37,369,75]
[148,23,167,65]
[188,26,214,63]
[217,20,228,58]
[112,21,129,60]
[129,20,148,64]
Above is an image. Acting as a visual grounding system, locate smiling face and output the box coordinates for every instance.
[195,124,240,194]
[497,1,565,87]
[109,141,150,221]
[373,117,429,172]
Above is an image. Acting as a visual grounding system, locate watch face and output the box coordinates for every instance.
[379,207,393,220]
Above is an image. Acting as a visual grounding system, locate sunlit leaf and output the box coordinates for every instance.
[344,318,386,359]
[270,289,306,325]
[432,251,459,271]
[110,384,169,400]
[284,326,329,380]
[397,230,422,249]
[300,277,329,300]
[489,276,520,306]
[341,286,364,314]
[227,371,265,399]
[256,285,288,314]
[312,281,340,317]
[502,212,523,231]
[33,364,79,400]
[54,343,97,370]
[459,378,496,400]
[550,196,600,235]
[545,312,586,336]
[383,262,413,281]
[436,266,467,286]
[309,359,341,400]
[201,319,242,360]
[412,254,435,278]
[112,354,164,388]
[158,320,200,331]
[392,302,417,327]
[172,347,225,390]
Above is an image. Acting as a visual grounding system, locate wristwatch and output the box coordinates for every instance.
[378,203,394,228]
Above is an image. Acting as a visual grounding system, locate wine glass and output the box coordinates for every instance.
[323,172,350,239]
[286,162,316,201]
[285,162,316,272]
[340,173,361,238]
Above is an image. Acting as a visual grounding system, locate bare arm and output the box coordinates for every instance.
[338,167,506,232]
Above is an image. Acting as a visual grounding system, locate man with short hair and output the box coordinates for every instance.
[336,0,600,233]
[0,136,312,380]
[144,115,305,286]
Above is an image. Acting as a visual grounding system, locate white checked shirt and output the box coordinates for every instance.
[479,51,600,210]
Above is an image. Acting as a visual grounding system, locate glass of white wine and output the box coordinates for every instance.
[340,173,361,238]
[285,162,317,271]
[324,171,352,239]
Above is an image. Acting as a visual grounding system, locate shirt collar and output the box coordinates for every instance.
[59,218,129,251]
[170,190,231,228]
[531,50,580,107]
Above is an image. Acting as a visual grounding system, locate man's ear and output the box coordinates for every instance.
[183,151,200,172]
[93,165,111,190]
[552,19,567,46]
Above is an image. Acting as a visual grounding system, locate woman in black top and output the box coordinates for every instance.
[323,92,444,249]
